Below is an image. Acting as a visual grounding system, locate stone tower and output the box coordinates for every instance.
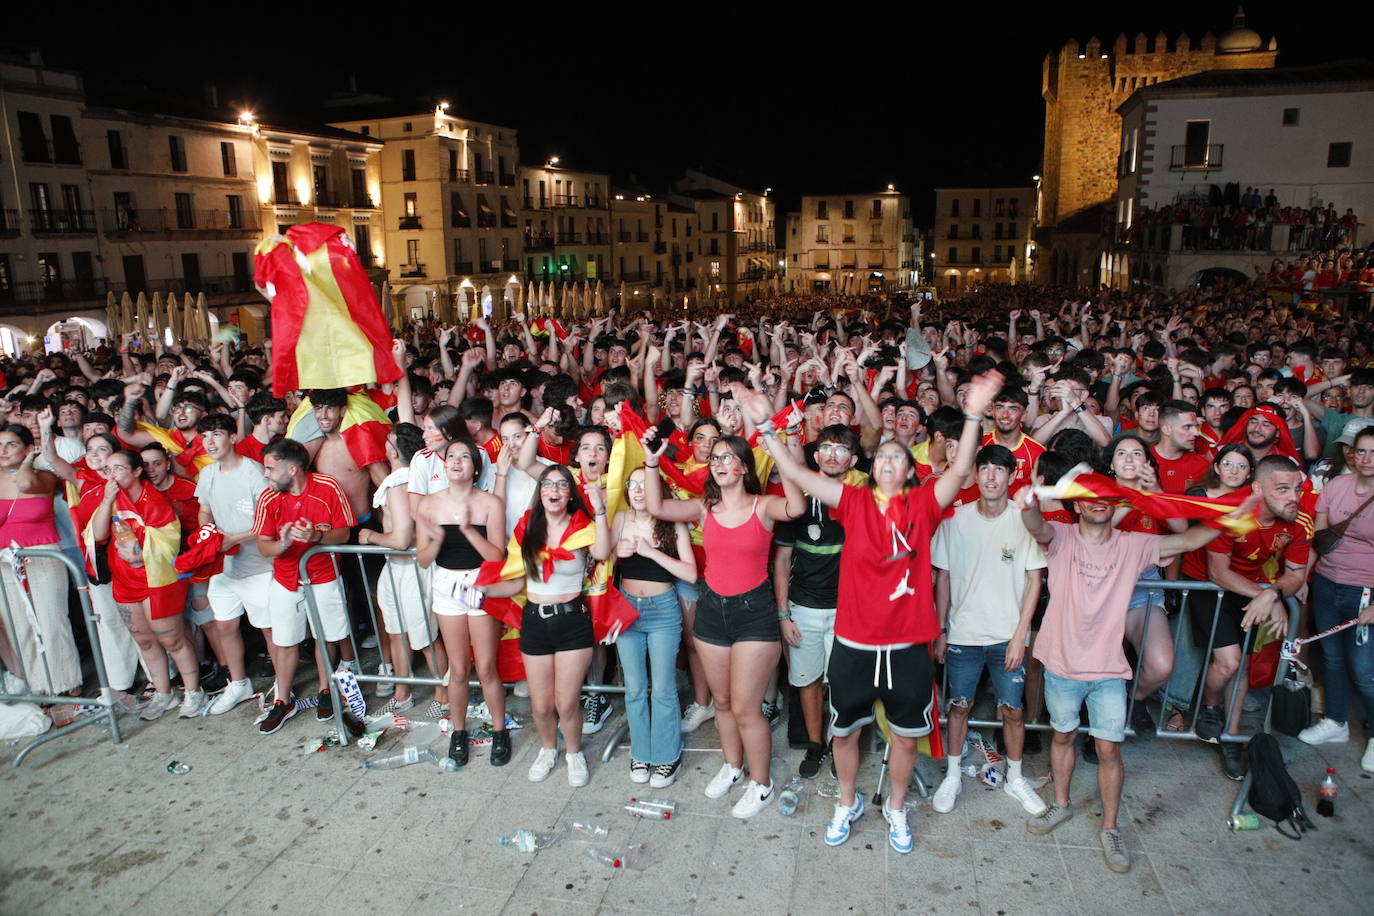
[1036,8,1277,284]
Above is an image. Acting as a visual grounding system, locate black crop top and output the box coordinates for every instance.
[616,550,675,584]
[437,524,488,570]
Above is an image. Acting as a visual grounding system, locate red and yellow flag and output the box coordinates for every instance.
[285,390,392,469]
[254,223,401,397]
[1034,464,1258,536]
[136,423,214,477]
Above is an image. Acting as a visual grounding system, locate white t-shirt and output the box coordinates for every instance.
[195,458,272,578]
[373,466,412,567]
[407,447,494,498]
[930,500,1048,646]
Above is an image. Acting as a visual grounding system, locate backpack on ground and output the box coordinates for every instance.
[1246,732,1315,840]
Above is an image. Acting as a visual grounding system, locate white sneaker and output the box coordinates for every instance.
[208,679,254,715]
[932,775,962,814]
[824,793,865,846]
[2,671,27,694]
[566,751,589,787]
[528,746,558,782]
[731,780,775,818]
[681,701,716,733]
[178,689,208,718]
[705,762,744,799]
[1298,717,1349,746]
[375,663,395,698]
[1004,776,1049,816]
[1362,738,1374,774]
[140,691,177,721]
[360,633,379,650]
[882,803,914,854]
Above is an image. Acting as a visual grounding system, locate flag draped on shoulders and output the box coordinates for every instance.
[285,390,392,470]
[136,423,213,476]
[253,222,401,397]
[1034,464,1258,536]
[85,484,187,618]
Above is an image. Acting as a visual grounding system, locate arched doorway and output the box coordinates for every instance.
[44,315,109,353]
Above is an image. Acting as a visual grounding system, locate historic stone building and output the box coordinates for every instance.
[1036,9,1278,286]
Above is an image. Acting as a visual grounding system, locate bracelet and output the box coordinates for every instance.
[963,413,983,424]
[683,391,695,399]
[777,611,792,621]
[644,459,659,468]
[595,511,607,518]
[1073,405,1084,413]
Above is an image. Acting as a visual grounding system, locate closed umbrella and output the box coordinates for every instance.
[119,292,134,342]
[181,293,196,344]
[104,292,120,338]
[559,282,568,315]
[194,292,212,341]
[147,292,164,346]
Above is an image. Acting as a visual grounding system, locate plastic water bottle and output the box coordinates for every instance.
[1317,767,1337,817]
[625,803,670,820]
[499,828,557,852]
[585,846,622,868]
[572,821,609,839]
[364,746,437,770]
[1357,589,1370,646]
[438,756,460,773]
[627,797,678,815]
[778,776,803,816]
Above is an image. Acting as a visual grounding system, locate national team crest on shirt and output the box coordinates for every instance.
[1271,533,1293,551]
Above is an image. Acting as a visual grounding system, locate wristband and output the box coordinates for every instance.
[963,413,983,424]
[777,610,792,621]
[644,459,659,468]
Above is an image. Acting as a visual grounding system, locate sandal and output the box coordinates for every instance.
[1163,707,1187,732]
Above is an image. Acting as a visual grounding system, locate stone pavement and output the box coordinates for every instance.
[1,691,1370,916]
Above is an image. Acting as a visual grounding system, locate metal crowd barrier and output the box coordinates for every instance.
[935,578,1302,818]
[0,547,123,766]
[296,544,626,750]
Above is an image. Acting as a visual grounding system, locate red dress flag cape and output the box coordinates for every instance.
[253,223,401,397]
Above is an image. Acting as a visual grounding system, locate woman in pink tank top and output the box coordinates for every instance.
[0,423,82,695]
[643,427,804,819]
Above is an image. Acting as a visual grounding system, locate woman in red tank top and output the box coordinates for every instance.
[643,427,804,819]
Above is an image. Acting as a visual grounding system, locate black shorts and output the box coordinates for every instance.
[827,641,935,739]
[694,581,779,647]
[1186,587,1251,651]
[520,601,595,656]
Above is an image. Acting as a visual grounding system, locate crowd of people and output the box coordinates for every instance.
[2,278,1374,874]
[1133,193,1360,254]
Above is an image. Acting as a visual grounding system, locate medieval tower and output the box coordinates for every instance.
[1036,8,1278,285]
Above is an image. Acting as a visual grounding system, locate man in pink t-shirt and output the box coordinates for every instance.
[1017,490,1230,873]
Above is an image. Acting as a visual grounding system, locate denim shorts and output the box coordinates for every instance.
[1128,564,1164,611]
[519,601,594,656]
[674,576,701,605]
[694,581,779,647]
[786,602,836,687]
[945,641,1026,709]
[1043,669,1126,742]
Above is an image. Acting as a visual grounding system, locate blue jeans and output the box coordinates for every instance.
[945,642,1026,709]
[1310,573,1374,726]
[619,589,684,765]
[1043,670,1127,742]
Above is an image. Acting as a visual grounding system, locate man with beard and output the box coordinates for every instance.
[1193,455,1311,779]
[1152,401,1212,493]
[981,387,1043,495]
[252,439,354,734]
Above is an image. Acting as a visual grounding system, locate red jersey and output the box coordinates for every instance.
[480,432,503,463]
[536,433,573,466]
[252,473,355,590]
[1151,447,1212,495]
[168,429,208,480]
[157,476,200,542]
[1116,508,1164,534]
[1205,512,1314,584]
[106,484,188,619]
[236,435,271,463]
[982,431,1045,495]
[832,483,945,646]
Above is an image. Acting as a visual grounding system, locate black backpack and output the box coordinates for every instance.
[1246,733,1316,840]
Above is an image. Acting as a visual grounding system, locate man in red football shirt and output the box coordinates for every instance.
[982,387,1044,496]
[253,438,355,734]
[1192,455,1310,779]
[754,369,1003,855]
[1152,401,1212,493]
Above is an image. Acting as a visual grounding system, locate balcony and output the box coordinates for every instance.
[617,231,632,243]
[448,168,470,183]
[400,263,427,278]
[586,197,606,209]
[499,173,516,186]
[841,236,856,243]
[453,261,473,274]
[653,240,667,254]
[556,231,582,244]
[352,195,378,209]
[586,232,609,245]
[621,271,650,282]
[0,274,256,311]
[553,194,580,208]
[1170,144,1224,170]
[500,215,518,228]
[313,191,346,208]
[474,170,495,184]
[502,258,520,271]
[271,191,302,207]
[398,216,423,230]
[636,231,649,242]
[525,235,554,251]
[30,209,97,234]
[0,209,19,237]
[451,215,472,228]
[100,207,260,236]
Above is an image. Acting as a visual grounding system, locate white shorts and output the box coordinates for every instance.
[207,571,274,629]
[786,601,837,687]
[377,561,437,649]
[431,566,487,618]
[267,578,350,647]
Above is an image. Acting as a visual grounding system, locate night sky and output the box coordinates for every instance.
[9,2,1369,222]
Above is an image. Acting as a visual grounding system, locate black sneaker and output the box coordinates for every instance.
[1220,741,1247,781]
[1130,702,1155,739]
[316,688,335,722]
[449,730,470,767]
[490,730,510,767]
[799,742,831,779]
[1195,705,1224,743]
[199,662,229,695]
[1081,736,1098,765]
[650,758,682,789]
[582,693,612,735]
[260,698,297,734]
[762,699,783,730]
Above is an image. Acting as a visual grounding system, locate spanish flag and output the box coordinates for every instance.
[530,318,569,340]
[136,423,214,478]
[606,404,647,519]
[618,404,709,496]
[1034,464,1259,536]
[1216,405,1300,462]
[254,223,401,397]
[285,390,392,470]
[86,484,187,620]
